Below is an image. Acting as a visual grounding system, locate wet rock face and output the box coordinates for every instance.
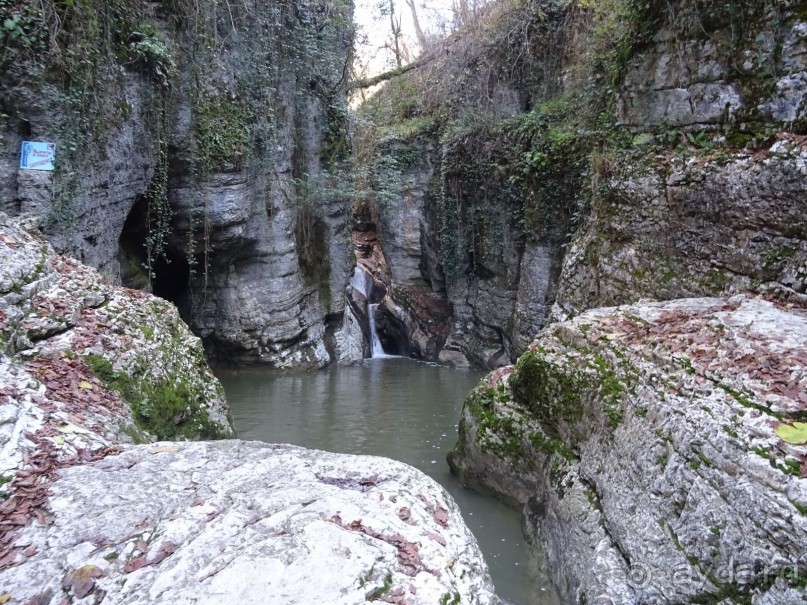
[370,136,560,368]
[3,441,498,605]
[450,295,807,603]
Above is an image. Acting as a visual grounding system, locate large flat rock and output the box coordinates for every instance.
[3,440,497,605]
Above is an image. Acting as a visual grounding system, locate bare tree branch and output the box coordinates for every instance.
[346,53,435,90]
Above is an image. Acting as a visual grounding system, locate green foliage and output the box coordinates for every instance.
[437,121,525,282]
[0,0,182,255]
[143,132,172,283]
[439,592,461,605]
[194,95,253,173]
[322,96,350,166]
[0,0,46,60]
[505,94,593,242]
[466,384,526,460]
[529,430,576,461]
[367,571,394,600]
[127,24,175,86]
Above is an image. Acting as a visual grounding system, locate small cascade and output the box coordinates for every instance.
[367,303,390,358]
[346,266,392,359]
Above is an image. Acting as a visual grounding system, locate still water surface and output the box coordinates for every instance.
[218,357,560,605]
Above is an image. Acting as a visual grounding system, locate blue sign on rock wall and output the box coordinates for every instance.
[20,141,56,171]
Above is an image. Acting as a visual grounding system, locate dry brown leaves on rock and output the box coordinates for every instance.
[25,354,126,420]
[62,565,103,598]
[589,304,807,412]
[334,517,423,576]
[0,440,122,570]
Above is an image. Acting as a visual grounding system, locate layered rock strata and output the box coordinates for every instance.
[1,0,355,367]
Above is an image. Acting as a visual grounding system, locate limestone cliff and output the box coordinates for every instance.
[554,0,807,317]
[0,0,355,367]
[358,0,807,367]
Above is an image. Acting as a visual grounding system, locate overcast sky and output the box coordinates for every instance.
[353,0,454,75]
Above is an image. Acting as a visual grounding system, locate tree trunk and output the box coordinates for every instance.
[405,0,428,51]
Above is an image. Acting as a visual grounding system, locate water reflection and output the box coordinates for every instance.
[218,357,560,605]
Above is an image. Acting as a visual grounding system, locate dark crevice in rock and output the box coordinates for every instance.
[374,305,410,357]
[117,196,191,309]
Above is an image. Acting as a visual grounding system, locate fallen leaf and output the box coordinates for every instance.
[774,422,807,445]
[0,594,10,604]
[397,507,411,521]
[78,381,94,390]
[150,540,178,565]
[123,557,148,573]
[432,506,449,527]
[63,565,103,598]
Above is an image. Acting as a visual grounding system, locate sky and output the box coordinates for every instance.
[352,0,455,76]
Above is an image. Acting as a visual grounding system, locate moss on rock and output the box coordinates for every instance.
[84,353,228,440]
[508,348,587,436]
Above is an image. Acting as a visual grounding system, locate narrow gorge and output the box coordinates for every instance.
[1,0,806,602]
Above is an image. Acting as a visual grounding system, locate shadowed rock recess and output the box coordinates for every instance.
[1,0,356,368]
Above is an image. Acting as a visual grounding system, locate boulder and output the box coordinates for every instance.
[2,441,498,605]
[0,213,233,445]
[450,295,807,603]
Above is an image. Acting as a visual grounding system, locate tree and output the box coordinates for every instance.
[404,0,428,50]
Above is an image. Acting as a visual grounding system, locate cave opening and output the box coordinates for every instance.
[117,195,191,307]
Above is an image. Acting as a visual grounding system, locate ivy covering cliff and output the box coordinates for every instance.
[1,0,358,367]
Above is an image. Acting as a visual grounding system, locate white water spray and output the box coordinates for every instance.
[367,303,391,358]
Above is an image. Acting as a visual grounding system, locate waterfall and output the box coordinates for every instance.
[367,303,389,358]
[348,266,391,359]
